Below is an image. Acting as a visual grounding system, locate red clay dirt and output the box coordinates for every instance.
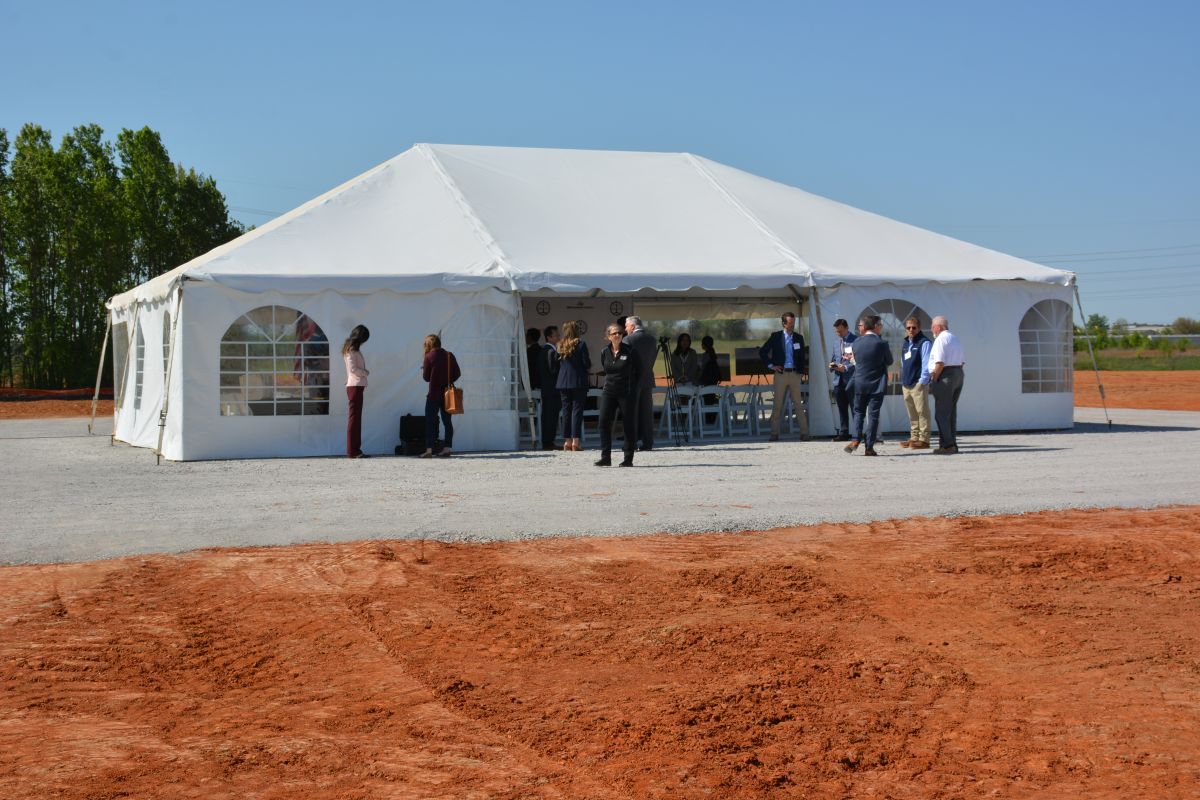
[1,507,1197,799]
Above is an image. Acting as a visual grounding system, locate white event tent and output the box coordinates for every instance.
[104,143,1076,461]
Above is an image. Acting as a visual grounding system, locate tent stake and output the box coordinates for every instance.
[1073,283,1111,429]
[89,313,112,436]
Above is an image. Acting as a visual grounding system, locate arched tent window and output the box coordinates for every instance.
[133,323,145,410]
[219,306,330,416]
[112,321,129,409]
[1019,299,1073,394]
[856,299,932,395]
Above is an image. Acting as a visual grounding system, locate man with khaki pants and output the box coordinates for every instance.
[899,316,932,449]
[758,311,810,441]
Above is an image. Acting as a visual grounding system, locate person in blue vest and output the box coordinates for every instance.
[845,314,893,456]
[758,311,810,441]
[827,318,857,441]
[899,316,933,450]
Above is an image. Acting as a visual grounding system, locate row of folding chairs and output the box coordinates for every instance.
[521,384,809,447]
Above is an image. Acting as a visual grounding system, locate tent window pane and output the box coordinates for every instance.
[163,310,172,381]
[133,323,146,410]
[112,322,129,409]
[1019,300,1073,394]
[219,306,330,416]
[856,300,932,396]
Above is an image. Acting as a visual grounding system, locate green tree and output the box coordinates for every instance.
[1085,313,1108,332]
[1169,316,1200,334]
[0,128,11,385]
[117,127,183,285]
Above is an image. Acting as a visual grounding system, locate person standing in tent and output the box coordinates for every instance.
[421,334,461,458]
[929,315,966,455]
[594,323,641,467]
[540,325,563,450]
[827,318,857,442]
[623,316,658,451]
[343,325,370,458]
[555,320,591,452]
[758,311,811,441]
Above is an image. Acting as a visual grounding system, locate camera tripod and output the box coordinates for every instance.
[657,336,689,446]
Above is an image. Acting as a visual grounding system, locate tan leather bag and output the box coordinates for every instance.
[443,351,464,414]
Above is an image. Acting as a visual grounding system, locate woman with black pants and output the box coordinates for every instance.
[595,323,641,467]
[342,325,370,458]
[555,320,591,451]
[420,334,460,458]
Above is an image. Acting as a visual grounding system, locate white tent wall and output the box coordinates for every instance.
[167,283,519,461]
[111,296,179,451]
[810,281,1075,435]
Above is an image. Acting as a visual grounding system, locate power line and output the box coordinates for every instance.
[1074,263,1200,278]
[1023,243,1200,259]
[230,205,282,217]
[1040,250,1200,264]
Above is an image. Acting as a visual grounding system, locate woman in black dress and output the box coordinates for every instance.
[555,320,591,451]
[595,323,641,467]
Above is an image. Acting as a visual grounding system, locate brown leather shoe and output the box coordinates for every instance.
[909,440,931,450]
[863,447,878,456]
[933,446,957,455]
[899,439,913,448]
[843,440,860,453]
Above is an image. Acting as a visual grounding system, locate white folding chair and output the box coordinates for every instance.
[656,384,697,441]
[519,388,541,447]
[581,388,604,446]
[695,386,725,439]
[724,386,755,437]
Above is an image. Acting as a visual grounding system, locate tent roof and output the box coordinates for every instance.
[111,143,1073,306]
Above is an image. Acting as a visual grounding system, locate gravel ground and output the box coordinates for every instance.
[3,408,1198,565]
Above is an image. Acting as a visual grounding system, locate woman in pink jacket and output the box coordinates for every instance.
[343,325,370,458]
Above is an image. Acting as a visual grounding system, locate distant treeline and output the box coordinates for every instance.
[0,124,244,388]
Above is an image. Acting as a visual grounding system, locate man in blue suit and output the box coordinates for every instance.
[758,311,810,441]
[827,318,857,441]
[846,314,893,456]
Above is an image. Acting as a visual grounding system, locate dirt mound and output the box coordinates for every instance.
[1,507,1197,798]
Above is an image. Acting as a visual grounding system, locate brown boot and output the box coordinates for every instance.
[910,440,931,450]
[899,439,914,448]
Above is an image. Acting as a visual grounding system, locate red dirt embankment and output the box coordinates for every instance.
[1,507,1197,798]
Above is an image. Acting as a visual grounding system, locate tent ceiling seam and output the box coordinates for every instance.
[418,144,516,288]
[682,154,815,285]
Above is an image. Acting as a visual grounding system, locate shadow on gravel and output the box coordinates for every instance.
[1071,421,1200,434]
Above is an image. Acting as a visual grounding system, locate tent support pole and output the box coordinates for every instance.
[788,283,821,433]
[808,286,836,428]
[88,312,112,436]
[513,293,538,449]
[112,302,141,446]
[1073,283,1111,429]
[155,282,184,465]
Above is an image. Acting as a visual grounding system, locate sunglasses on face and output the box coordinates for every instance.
[905,326,918,330]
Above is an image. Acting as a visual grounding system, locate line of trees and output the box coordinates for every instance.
[0,123,244,388]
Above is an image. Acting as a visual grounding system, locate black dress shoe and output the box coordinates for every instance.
[594,458,612,467]
[637,446,653,452]
[618,459,634,467]
[832,434,851,442]
[863,447,878,456]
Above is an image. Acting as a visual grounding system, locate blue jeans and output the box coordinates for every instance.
[425,394,453,449]
[851,391,885,448]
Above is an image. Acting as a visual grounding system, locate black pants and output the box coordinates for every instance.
[540,388,562,447]
[598,393,635,462]
[425,394,453,449]
[931,367,964,448]
[634,383,655,449]
[833,382,852,435]
[851,390,885,448]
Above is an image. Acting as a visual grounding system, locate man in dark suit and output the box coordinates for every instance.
[623,315,659,451]
[758,311,810,441]
[827,318,857,441]
[540,325,563,450]
[846,314,893,456]
[525,328,543,391]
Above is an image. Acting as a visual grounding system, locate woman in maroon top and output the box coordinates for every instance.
[420,334,461,458]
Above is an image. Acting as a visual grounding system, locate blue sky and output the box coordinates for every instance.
[3,0,1198,324]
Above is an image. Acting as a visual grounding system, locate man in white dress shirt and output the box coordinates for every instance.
[928,315,965,455]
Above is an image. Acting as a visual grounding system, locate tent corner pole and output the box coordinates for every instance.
[808,286,836,434]
[513,293,538,449]
[112,302,141,447]
[89,312,112,436]
[155,282,184,465]
[1073,283,1111,429]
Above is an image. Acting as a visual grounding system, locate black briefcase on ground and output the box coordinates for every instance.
[399,414,424,443]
